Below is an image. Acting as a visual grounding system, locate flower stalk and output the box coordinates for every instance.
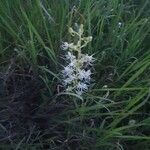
[61,24,95,96]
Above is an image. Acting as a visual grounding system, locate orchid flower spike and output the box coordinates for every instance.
[60,24,95,96]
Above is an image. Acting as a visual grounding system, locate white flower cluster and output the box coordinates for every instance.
[61,24,95,96]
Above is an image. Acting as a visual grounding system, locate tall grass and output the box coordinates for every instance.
[0,0,150,149]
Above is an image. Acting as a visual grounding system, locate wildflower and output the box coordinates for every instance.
[61,42,69,50]
[86,36,93,42]
[63,75,75,85]
[76,82,88,93]
[62,66,73,76]
[78,69,91,81]
[60,24,95,96]
[63,78,72,85]
[65,52,76,61]
[69,59,77,67]
[81,54,95,65]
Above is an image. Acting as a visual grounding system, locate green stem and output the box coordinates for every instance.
[78,34,82,59]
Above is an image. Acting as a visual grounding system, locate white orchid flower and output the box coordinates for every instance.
[60,24,95,96]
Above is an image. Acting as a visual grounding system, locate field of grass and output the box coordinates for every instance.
[0,0,150,149]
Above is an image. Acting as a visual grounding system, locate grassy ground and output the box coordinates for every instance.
[0,0,150,149]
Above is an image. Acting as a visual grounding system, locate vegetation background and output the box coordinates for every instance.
[0,0,150,149]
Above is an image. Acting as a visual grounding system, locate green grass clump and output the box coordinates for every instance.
[0,0,150,149]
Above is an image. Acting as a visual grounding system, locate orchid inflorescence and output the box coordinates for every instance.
[61,24,95,96]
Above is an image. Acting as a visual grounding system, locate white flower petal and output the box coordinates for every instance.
[65,52,76,61]
[62,66,73,76]
[77,82,88,91]
[78,69,91,81]
[61,42,69,50]
[81,54,95,65]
